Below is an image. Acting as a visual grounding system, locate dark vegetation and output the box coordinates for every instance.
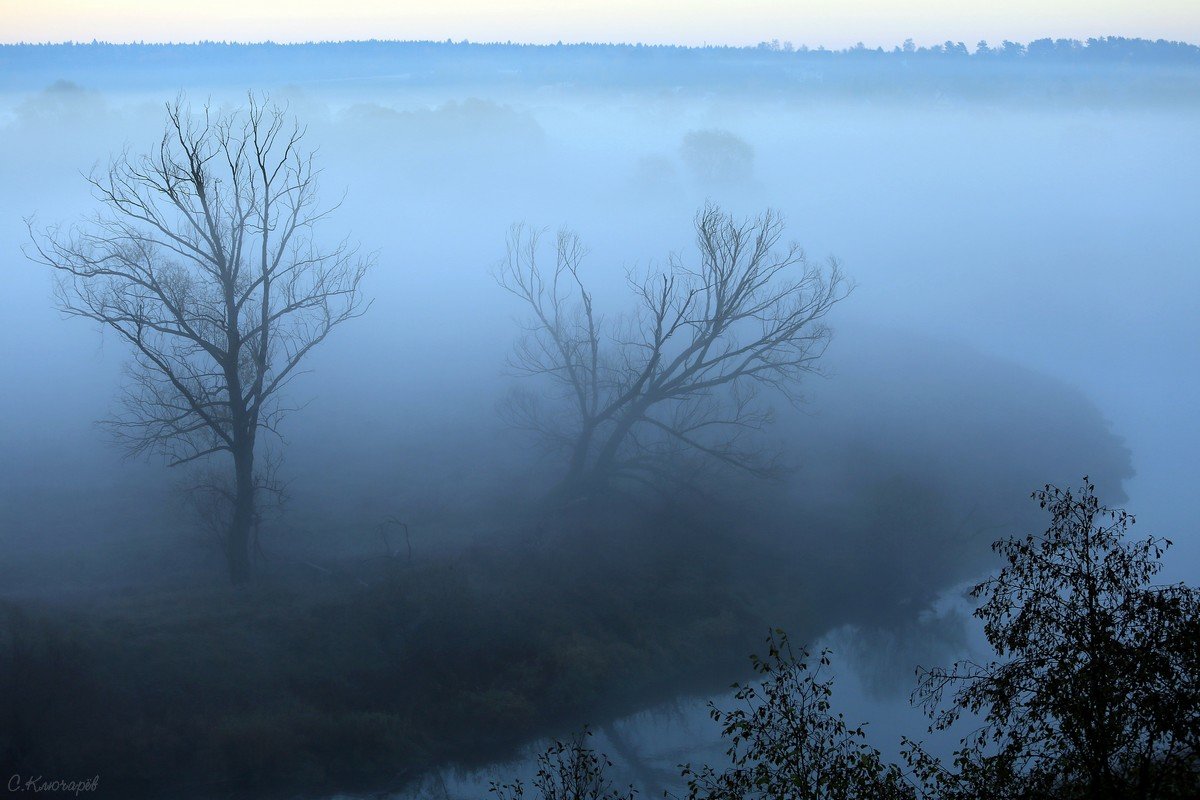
[0,468,1142,797]
[678,634,912,800]
[906,480,1200,799]
[495,481,1200,800]
[0,505,763,798]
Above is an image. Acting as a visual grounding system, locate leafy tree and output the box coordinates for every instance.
[494,479,1199,800]
[908,478,1200,799]
[680,630,914,800]
[680,131,755,187]
[490,727,637,800]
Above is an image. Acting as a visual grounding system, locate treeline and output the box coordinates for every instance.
[6,36,1199,62]
[757,35,1200,63]
[1,37,1198,103]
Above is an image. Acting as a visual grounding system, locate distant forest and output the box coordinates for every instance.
[2,37,1198,102]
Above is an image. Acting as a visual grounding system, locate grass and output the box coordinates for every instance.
[0,504,775,799]
[0,459,1039,799]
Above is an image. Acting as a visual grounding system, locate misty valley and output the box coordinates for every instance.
[0,38,1198,800]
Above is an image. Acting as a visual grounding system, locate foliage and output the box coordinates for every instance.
[496,479,1200,800]
[680,131,754,186]
[490,727,638,800]
[908,478,1200,799]
[679,630,914,800]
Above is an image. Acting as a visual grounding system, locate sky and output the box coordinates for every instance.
[2,0,1198,47]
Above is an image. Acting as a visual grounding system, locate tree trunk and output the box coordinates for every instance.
[226,447,255,586]
[554,422,597,502]
[550,409,643,504]
[588,409,642,485]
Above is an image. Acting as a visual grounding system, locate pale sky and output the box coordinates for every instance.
[1,0,1197,47]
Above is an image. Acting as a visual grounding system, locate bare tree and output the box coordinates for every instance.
[27,96,371,585]
[495,204,848,502]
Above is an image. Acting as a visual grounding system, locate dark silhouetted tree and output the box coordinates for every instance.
[907,478,1200,799]
[680,630,914,800]
[495,204,847,501]
[27,96,370,585]
[490,727,638,800]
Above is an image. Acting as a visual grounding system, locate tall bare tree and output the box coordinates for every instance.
[496,204,848,501]
[27,96,370,584]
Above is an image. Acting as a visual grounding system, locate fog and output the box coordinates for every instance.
[0,43,1197,797]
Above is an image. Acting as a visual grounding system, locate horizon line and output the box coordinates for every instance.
[4,34,1199,49]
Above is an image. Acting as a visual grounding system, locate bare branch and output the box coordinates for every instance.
[26,94,371,584]
[496,203,850,499]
